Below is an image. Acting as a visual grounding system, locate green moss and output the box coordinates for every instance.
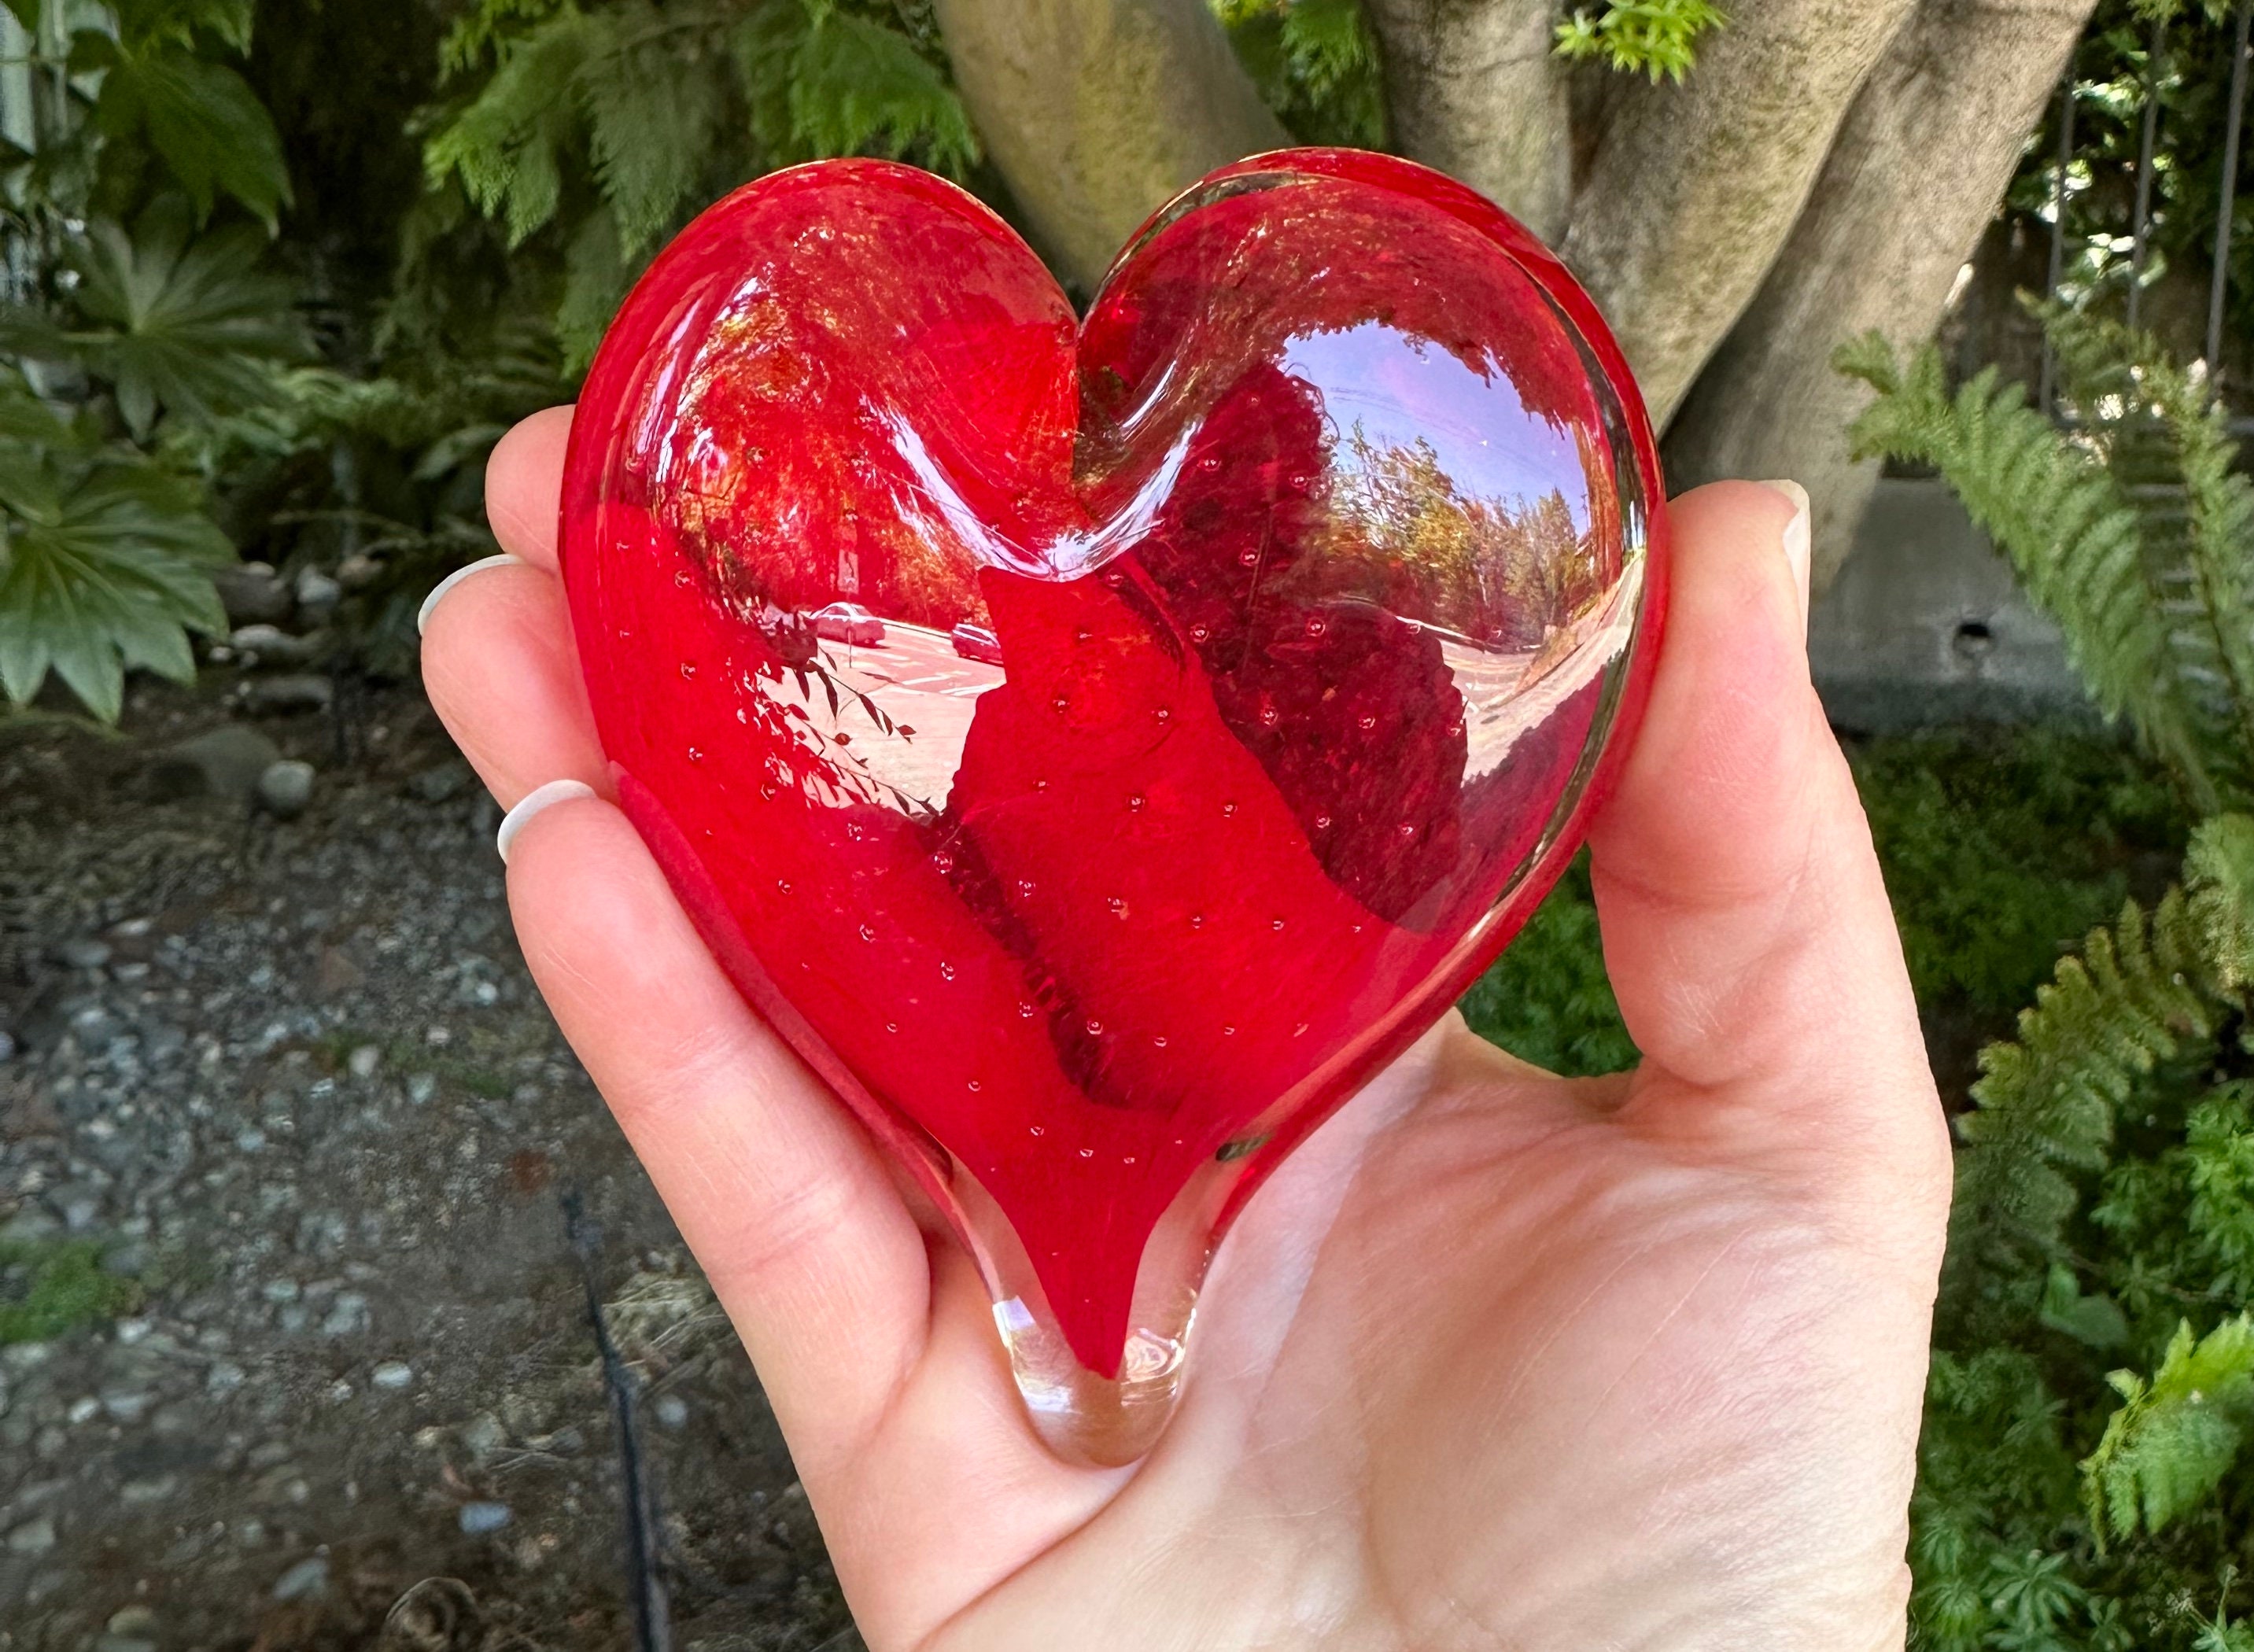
[0,1240,142,1344]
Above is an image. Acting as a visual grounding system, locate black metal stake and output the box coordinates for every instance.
[2130,17,2165,332]
[563,1190,675,1652]
[2041,76,2078,417]
[2208,0,2252,385]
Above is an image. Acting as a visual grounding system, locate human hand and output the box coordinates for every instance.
[423,407,1949,1651]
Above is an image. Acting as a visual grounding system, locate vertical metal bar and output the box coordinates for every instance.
[2040,75,2077,417]
[2130,17,2165,332]
[2208,0,2252,382]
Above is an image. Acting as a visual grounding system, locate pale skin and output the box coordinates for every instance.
[423,406,1952,1651]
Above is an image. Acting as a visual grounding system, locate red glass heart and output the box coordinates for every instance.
[561,148,1667,1464]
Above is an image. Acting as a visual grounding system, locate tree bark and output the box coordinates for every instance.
[1363,0,1571,241]
[1561,0,1919,427]
[1665,0,2094,589]
[931,0,1288,291]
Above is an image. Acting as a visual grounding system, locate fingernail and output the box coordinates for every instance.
[496,778,596,865]
[1757,480,1811,625]
[417,553,526,637]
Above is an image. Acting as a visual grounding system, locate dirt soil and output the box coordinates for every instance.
[0,677,863,1652]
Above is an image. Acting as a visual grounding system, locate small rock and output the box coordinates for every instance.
[294,567,343,617]
[653,1393,688,1429]
[347,1044,383,1079]
[457,1501,511,1535]
[46,1184,101,1233]
[214,562,293,626]
[244,673,334,716]
[107,1606,158,1635]
[0,1207,61,1245]
[207,1362,246,1396]
[147,725,282,805]
[65,1397,99,1425]
[408,1074,437,1106]
[0,1030,13,1064]
[229,624,326,669]
[52,936,110,970]
[370,1360,412,1391]
[271,1554,330,1602]
[6,1515,55,1554]
[334,552,385,591]
[322,1292,370,1338]
[256,759,316,820]
[459,1414,506,1460]
[119,1473,177,1504]
[409,760,474,804]
[100,1390,151,1424]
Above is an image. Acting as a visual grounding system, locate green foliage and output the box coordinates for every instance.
[1552,1,1726,83]
[425,0,978,366]
[2083,1315,2254,1544]
[1840,321,2254,816]
[1213,0,1385,149]
[0,1238,142,1344]
[80,25,291,227]
[1857,312,2254,1644]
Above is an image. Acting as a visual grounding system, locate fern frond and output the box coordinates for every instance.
[422,11,593,248]
[2082,1315,2254,1545]
[575,2,727,256]
[1956,887,2221,1247]
[783,9,977,175]
[1839,334,2222,806]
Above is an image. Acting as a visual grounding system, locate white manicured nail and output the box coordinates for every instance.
[496,779,596,865]
[417,553,526,636]
[1758,479,1811,625]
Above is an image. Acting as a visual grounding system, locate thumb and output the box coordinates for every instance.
[1586,481,1946,1186]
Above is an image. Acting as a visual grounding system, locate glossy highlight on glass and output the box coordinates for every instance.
[561,148,1669,1464]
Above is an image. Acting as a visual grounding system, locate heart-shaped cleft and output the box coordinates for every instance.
[562,148,1668,1465]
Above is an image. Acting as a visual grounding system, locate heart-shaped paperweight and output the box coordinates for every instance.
[561,147,1667,1464]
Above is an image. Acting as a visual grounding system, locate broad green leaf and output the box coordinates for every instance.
[95,42,290,227]
[110,0,256,51]
[16,198,308,437]
[0,448,230,721]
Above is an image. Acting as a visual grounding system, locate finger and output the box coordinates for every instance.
[1587,482,1944,1173]
[502,791,935,1471]
[485,405,575,572]
[420,559,609,809]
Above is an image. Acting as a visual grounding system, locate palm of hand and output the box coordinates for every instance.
[423,415,1947,1652]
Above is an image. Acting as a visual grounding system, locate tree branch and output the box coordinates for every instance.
[931,0,1289,290]
[1666,0,2094,588]
[1561,0,1920,426]
[1363,0,1571,241]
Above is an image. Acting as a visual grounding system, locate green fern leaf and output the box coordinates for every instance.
[1552,1,1727,82]
[423,11,593,248]
[2082,1315,2254,1543]
[0,439,230,721]
[576,3,727,256]
[784,9,977,175]
[1839,334,2222,806]
[1956,887,2220,1248]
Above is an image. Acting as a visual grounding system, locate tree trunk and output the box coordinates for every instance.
[931,0,1288,291]
[1560,0,1919,427]
[1665,0,2094,590]
[1363,0,1570,241]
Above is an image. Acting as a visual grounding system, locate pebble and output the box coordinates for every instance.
[347,1044,383,1079]
[321,1292,370,1337]
[460,1413,506,1460]
[206,1362,246,1396]
[0,1029,13,1063]
[256,760,317,820]
[6,1515,55,1554]
[271,1554,329,1602]
[244,674,334,716]
[146,725,282,804]
[370,1360,413,1390]
[458,1500,511,1535]
[294,567,343,617]
[107,1606,157,1635]
[229,625,324,669]
[53,936,113,970]
[409,761,474,804]
[65,1398,99,1425]
[653,1394,688,1429]
[213,562,294,625]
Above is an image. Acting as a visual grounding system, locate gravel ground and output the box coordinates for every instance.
[0,677,860,1651]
